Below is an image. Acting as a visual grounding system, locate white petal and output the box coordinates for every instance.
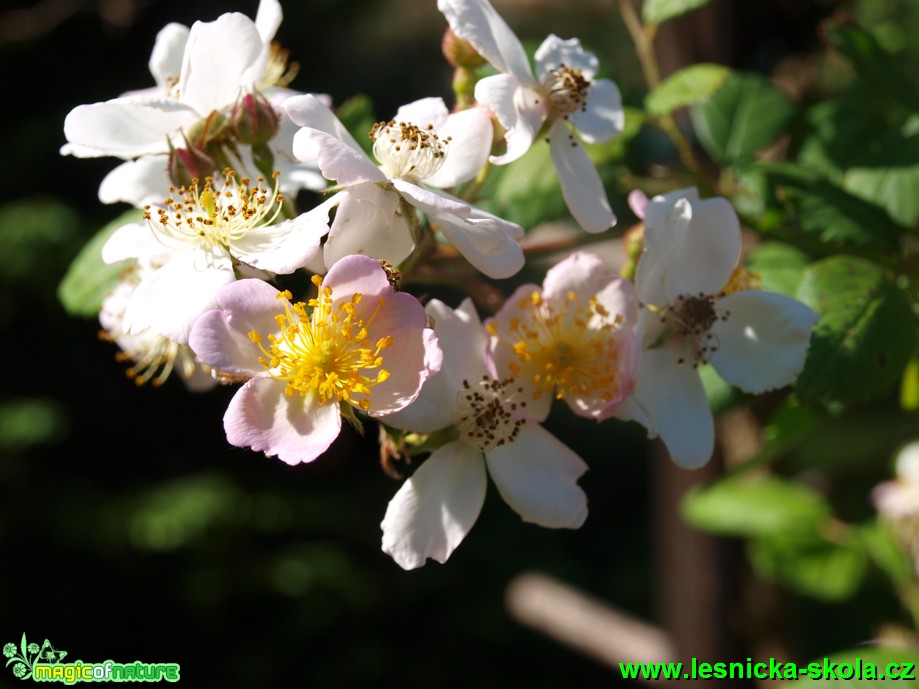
[430,208,525,279]
[98,156,171,207]
[123,247,236,344]
[231,194,338,273]
[284,93,368,156]
[548,122,615,233]
[101,222,164,264]
[178,13,263,114]
[381,440,487,569]
[475,75,545,165]
[630,346,715,469]
[292,127,385,186]
[325,183,414,267]
[63,98,199,158]
[254,0,282,42]
[710,290,819,394]
[148,22,189,90]
[394,97,449,130]
[485,424,588,528]
[437,0,536,86]
[534,34,599,80]
[424,107,493,189]
[571,79,624,144]
[635,196,691,307]
[392,178,471,218]
[224,379,342,465]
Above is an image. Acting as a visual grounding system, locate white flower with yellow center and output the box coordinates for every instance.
[380,298,588,570]
[486,251,639,421]
[438,0,624,232]
[622,188,819,469]
[284,94,525,279]
[102,169,330,344]
[189,255,442,465]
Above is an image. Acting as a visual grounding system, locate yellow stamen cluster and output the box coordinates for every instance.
[370,120,451,180]
[248,277,392,410]
[487,289,622,404]
[259,42,300,89]
[144,168,284,248]
[721,266,762,296]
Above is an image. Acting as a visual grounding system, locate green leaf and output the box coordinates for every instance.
[785,647,919,686]
[478,143,566,228]
[57,210,142,318]
[642,0,713,25]
[336,94,376,156]
[901,347,919,411]
[682,475,830,538]
[826,20,919,113]
[843,129,919,228]
[795,256,917,408]
[644,63,731,116]
[690,72,795,164]
[858,520,915,586]
[760,166,901,250]
[745,242,809,297]
[748,531,867,601]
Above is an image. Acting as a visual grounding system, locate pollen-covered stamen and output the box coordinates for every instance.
[100,329,199,387]
[721,266,762,296]
[659,293,728,366]
[259,41,300,89]
[542,63,591,118]
[248,277,393,410]
[487,290,623,403]
[144,167,285,249]
[453,376,527,451]
[369,120,450,180]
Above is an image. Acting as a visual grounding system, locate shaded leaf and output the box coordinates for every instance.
[785,647,919,686]
[843,129,919,228]
[642,0,713,25]
[745,242,809,297]
[644,63,731,116]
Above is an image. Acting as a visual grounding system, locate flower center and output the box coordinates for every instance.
[248,276,392,410]
[145,168,284,250]
[657,293,726,366]
[369,120,449,180]
[542,64,591,117]
[452,376,527,451]
[487,290,623,404]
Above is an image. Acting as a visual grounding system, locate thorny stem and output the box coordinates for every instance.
[617,0,714,193]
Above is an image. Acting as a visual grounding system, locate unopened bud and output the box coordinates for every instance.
[441,27,486,69]
[232,92,280,147]
[168,138,218,187]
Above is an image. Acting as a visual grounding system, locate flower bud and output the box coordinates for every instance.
[168,137,218,187]
[232,92,280,147]
[441,27,486,69]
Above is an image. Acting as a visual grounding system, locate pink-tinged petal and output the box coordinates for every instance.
[542,251,613,304]
[534,34,599,80]
[381,440,487,569]
[635,197,691,307]
[284,94,369,159]
[325,184,414,268]
[394,97,449,130]
[98,156,171,207]
[102,222,163,264]
[254,0,282,42]
[123,247,236,344]
[224,378,342,465]
[595,275,640,329]
[485,424,588,528]
[548,122,615,233]
[628,189,649,220]
[384,299,488,433]
[178,13,262,114]
[63,98,199,158]
[424,107,493,189]
[230,193,340,273]
[148,22,189,90]
[475,75,545,165]
[438,0,536,86]
[630,346,715,469]
[430,208,525,279]
[664,196,741,301]
[392,178,471,219]
[362,327,442,415]
[323,253,399,307]
[709,291,819,394]
[189,278,287,377]
[594,328,640,420]
[293,127,385,186]
[571,79,624,144]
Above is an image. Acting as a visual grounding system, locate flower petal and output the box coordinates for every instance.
[424,107,493,189]
[534,34,598,80]
[178,13,263,115]
[254,0,282,42]
[102,222,164,264]
[189,278,284,377]
[324,184,414,268]
[548,122,615,232]
[394,97,449,130]
[392,178,471,218]
[635,196,691,307]
[438,0,536,86]
[284,93,370,160]
[381,439,487,569]
[224,378,342,465]
[570,79,624,144]
[429,208,525,279]
[475,75,545,165]
[363,327,443,415]
[63,98,199,158]
[628,346,715,469]
[148,22,189,90]
[292,127,385,186]
[709,290,819,394]
[485,424,588,528]
[98,156,171,207]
